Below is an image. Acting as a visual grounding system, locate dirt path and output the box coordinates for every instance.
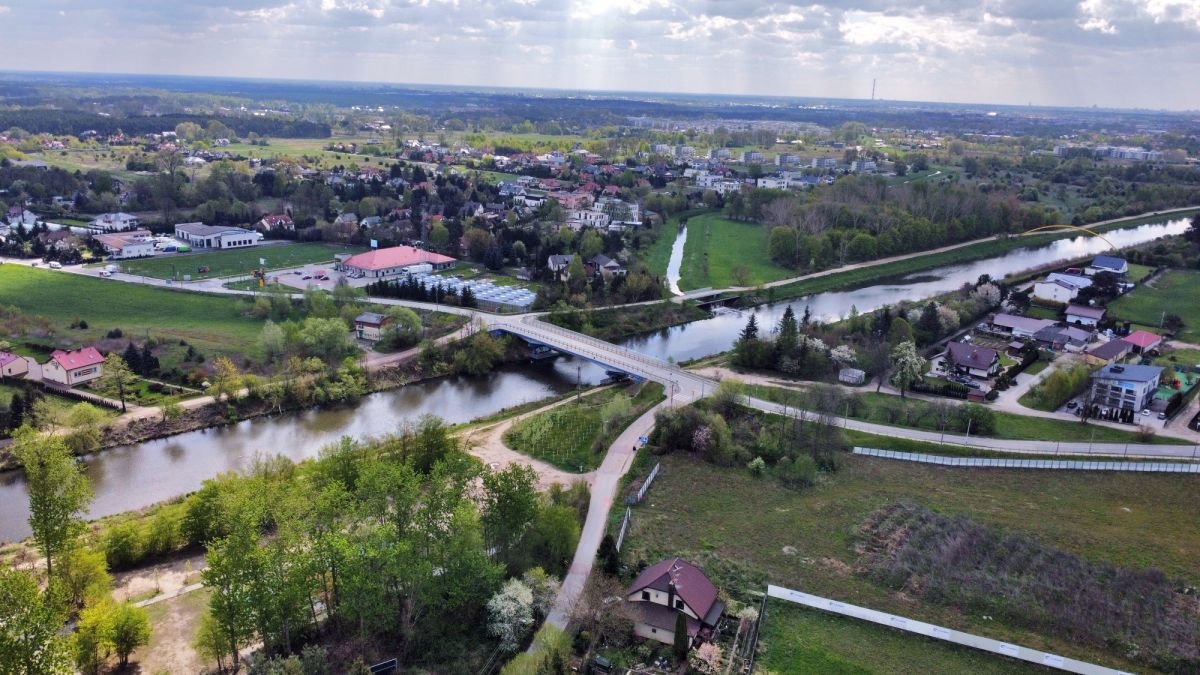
[111,550,207,605]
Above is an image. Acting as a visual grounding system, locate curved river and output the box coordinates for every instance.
[0,216,1190,541]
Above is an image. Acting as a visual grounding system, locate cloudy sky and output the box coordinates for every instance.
[0,0,1198,109]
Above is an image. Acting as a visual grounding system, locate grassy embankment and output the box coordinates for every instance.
[677,212,794,290]
[115,242,362,280]
[724,207,1200,303]
[503,382,664,472]
[0,265,265,356]
[744,384,1185,444]
[1109,269,1200,343]
[622,453,1200,673]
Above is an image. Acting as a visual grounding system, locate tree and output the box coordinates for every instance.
[298,317,356,364]
[202,520,259,672]
[738,314,759,343]
[886,317,913,346]
[160,397,184,423]
[99,352,137,413]
[481,465,540,572]
[487,578,535,653]
[73,601,114,675]
[597,534,620,576]
[61,403,108,455]
[776,305,799,357]
[110,602,151,668]
[0,567,72,675]
[379,306,422,351]
[428,222,450,249]
[208,356,243,402]
[529,505,580,575]
[12,429,93,579]
[58,546,111,610]
[889,341,926,398]
[673,611,690,661]
[258,320,285,362]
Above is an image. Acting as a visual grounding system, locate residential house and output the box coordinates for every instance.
[1122,330,1162,353]
[6,208,37,227]
[587,254,626,280]
[811,157,839,169]
[1088,364,1163,414]
[741,151,765,163]
[988,314,1057,339]
[1086,338,1134,365]
[95,229,155,259]
[339,246,456,278]
[42,347,105,387]
[625,558,725,647]
[174,223,262,250]
[354,312,392,341]
[547,254,574,278]
[567,209,611,232]
[1086,255,1128,277]
[0,352,29,379]
[1065,304,1106,327]
[1033,325,1092,352]
[360,216,383,228]
[258,214,294,232]
[756,177,790,190]
[334,212,359,228]
[850,159,877,172]
[89,212,140,232]
[944,342,1000,378]
[1032,273,1092,304]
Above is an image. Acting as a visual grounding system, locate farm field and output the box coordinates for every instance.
[678,212,794,290]
[0,265,266,354]
[114,242,363,280]
[1109,269,1200,343]
[622,453,1200,672]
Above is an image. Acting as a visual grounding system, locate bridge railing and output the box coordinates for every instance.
[521,318,677,370]
[490,321,662,381]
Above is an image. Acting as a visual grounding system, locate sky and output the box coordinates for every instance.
[0,0,1198,109]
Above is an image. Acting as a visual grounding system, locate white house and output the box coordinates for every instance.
[1089,364,1163,415]
[1065,304,1106,327]
[95,230,156,259]
[89,212,140,232]
[625,559,724,647]
[1086,255,1129,277]
[174,223,263,250]
[566,208,611,232]
[42,347,104,387]
[1032,273,1092,303]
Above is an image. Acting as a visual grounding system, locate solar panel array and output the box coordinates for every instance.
[407,272,537,310]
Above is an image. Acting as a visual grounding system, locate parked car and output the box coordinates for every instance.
[48,261,62,269]
[1157,412,1167,420]
[1066,401,1078,410]
[98,270,112,278]
[302,275,312,280]
[963,381,981,390]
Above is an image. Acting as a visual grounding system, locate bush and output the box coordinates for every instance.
[103,521,146,569]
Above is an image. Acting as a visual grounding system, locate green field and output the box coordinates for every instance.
[115,242,363,280]
[503,383,662,471]
[639,209,711,279]
[0,265,266,354]
[745,385,1184,444]
[1109,269,1200,343]
[623,454,1199,672]
[678,213,794,290]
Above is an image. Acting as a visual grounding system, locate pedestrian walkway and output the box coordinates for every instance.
[854,447,1200,472]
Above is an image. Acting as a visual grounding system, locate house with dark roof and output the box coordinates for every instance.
[354,312,391,341]
[1086,338,1133,365]
[1065,304,1105,327]
[547,254,574,278]
[1033,325,1092,352]
[625,558,724,647]
[1086,255,1128,277]
[1089,363,1163,414]
[944,342,1000,378]
[989,314,1057,339]
[587,254,626,280]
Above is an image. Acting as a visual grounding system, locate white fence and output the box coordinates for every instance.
[628,462,661,505]
[615,507,632,551]
[854,447,1200,473]
[766,584,1128,675]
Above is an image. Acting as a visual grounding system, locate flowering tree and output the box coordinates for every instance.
[692,643,723,674]
[487,579,534,652]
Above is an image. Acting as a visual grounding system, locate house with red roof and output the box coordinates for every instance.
[1122,330,1162,354]
[339,246,456,279]
[42,347,104,387]
[625,558,725,647]
[0,351,29,379]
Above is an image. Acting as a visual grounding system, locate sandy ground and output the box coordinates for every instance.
[111,550,207,604]
[132,586,214,674]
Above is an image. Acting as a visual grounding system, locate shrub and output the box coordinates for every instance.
[103,521,145,569]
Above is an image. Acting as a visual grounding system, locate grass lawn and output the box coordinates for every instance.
[115,242,363,280]
[1023,358,1050,376]
[744,384,1184,444]
[623,454,1200,672]
[1023,305,1060,321]
[1109,269,1200,343]
[639,209,711,279]
[678,213,795,290]
[760,602,1042,675]
[0,265,267,355]
[1126,263,1154,283]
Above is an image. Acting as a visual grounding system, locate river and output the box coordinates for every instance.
[0,216,1189,541]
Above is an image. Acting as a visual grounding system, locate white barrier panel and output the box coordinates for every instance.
[766,584,1129,675]
[853,447,1200,473]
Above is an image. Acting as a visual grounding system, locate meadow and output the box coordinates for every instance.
[115,242,362,280]
[1109,269,1200,343]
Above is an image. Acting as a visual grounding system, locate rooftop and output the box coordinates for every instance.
[50,347,104,370]
[175,222,258,237]
[627,558,719,619]
[1066,304,1106,320]
[1123,330,1161,349]
[343,245,455,271]
[1092,363,1163,383]
[946,341,998,370]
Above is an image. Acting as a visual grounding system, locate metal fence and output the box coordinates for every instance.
[766,584,1128,675]
[615,507,632,551]
[628,462,661,505]
[853,447,1200,473]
